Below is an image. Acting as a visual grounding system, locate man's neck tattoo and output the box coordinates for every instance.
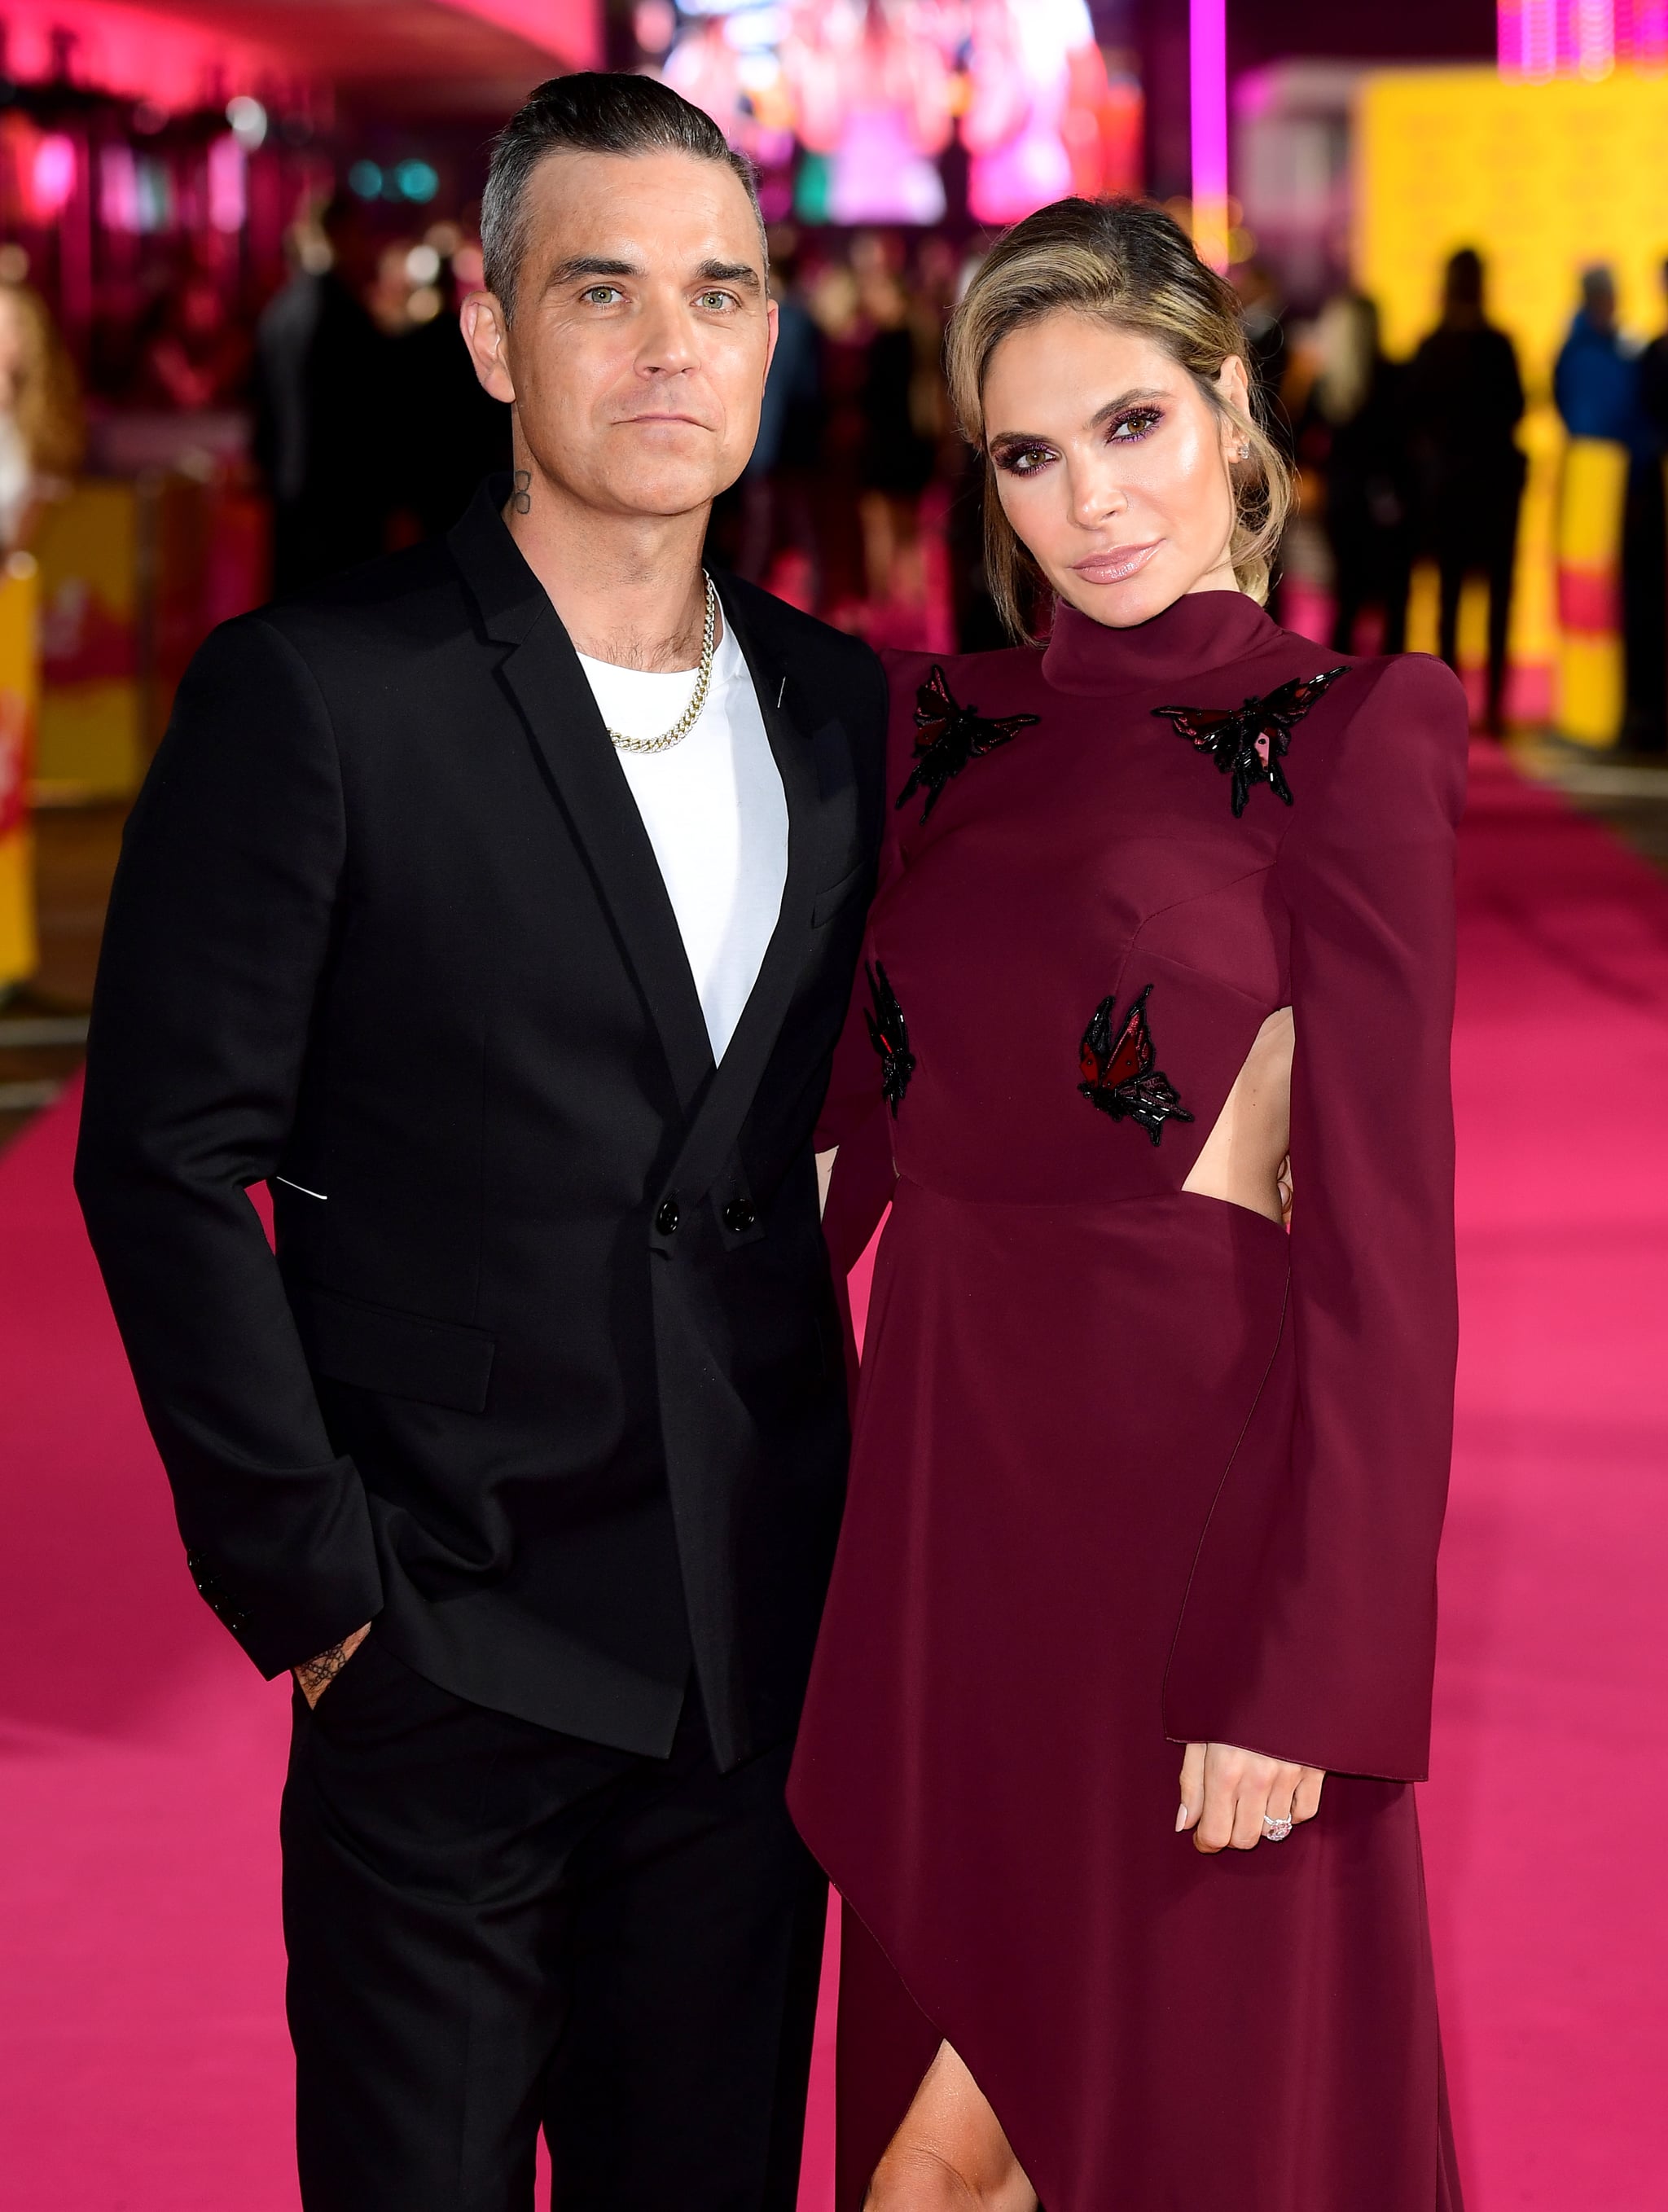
[511,469,532,516]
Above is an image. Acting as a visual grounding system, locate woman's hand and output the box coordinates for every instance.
[1176,1741,1325,1852]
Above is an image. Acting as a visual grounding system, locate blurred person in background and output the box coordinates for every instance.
[254,193,396,597]
[1555,266,1665,749]
[1234,256,1291,454]
[803,252,870,617]
[1408,247,1525,735]
[735,230,824,603]
[855,233,937,609]
[0,275,84,553]
[1641,257,1668,445]
[1300,290,1414,655]
[134,266,252,414]
[1233,257,1293,615]
[391,232,513,543]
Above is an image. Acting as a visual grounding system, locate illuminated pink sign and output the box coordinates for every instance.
[1499,1,1668,76]
[1190,0,1229,270]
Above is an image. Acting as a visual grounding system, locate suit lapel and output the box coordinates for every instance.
[665,581,834,1203]
[450,486,714,1117]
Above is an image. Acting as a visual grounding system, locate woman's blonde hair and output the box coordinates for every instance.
[0,281,85,480]
[945,198,1293,635]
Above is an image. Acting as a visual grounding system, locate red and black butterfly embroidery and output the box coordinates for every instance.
[896,664,1040,823]
[1152,667,1348,817]
[1077,984,1193,1146]
[864,961,915,1116]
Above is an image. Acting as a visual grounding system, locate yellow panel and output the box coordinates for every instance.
[31,481,139,621]
[1557,434,1629,566]
[0,829,37,989]
[1354,67,1668,744]
[1407,560,1439,656]
[1556,633,1624,745]
[35,679,143,801]
[0,558,38,989]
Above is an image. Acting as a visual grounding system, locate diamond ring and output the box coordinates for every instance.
[1262,1813,1294,1842]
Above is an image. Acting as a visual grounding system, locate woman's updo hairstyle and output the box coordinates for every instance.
[945,197,1293,635]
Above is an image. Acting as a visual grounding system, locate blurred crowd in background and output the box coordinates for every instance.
[11,207,1668,725]
[3,0,1668,1046]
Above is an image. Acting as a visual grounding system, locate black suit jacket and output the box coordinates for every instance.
[75,482,888,1770]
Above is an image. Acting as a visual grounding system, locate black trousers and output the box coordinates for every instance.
[280,1634,827,2210]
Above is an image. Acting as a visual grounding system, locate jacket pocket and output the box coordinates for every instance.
[293,1284,496,1414]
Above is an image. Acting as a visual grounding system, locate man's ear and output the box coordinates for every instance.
[460,292,516,405]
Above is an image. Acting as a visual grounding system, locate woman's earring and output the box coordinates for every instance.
[1235,441,1251,462]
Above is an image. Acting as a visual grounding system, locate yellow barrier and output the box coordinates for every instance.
[31,481,143,802]
[1554,437,1629,746]
[0,552,40,994]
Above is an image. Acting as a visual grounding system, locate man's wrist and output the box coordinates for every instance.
[294,1621,371,1706]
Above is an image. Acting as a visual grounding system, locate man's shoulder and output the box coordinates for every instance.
[718,573,881,696]
[253,538,474,666]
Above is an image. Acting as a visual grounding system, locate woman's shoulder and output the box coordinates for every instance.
[1272,644,1469,843]
[876,641,1047,760]
[879,640,1045,699]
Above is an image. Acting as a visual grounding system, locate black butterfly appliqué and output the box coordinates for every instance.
[1077,984,1193,1146]
[1152,667,1348,817]
[864,961,915,1116]
[896,664,1040,823]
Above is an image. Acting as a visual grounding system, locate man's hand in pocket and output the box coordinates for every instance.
[294,1622,373,1709]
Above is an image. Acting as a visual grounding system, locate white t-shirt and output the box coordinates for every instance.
[577,617,788,1064]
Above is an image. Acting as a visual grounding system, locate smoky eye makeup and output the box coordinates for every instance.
[989,398,1168,476]
[990,439,1054,476]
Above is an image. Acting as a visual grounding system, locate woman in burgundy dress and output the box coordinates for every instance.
[789,200,1468,2211]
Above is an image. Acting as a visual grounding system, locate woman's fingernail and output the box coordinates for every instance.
[1175,1804,1189,1831]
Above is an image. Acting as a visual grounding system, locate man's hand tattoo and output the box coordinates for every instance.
[295,1622,371,1707]
[296,1644,350,1705]
[511,468,532,516]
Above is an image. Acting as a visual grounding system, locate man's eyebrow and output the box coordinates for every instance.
[696,259,762,291]
[546,254,643,287]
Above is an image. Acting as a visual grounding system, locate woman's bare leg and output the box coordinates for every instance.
[864,2041,1038,2211]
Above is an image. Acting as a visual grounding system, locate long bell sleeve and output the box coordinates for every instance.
[1164,655,1469,1780]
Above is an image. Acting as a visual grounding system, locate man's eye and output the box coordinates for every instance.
[696,289,735,311]
[582,285,622,306]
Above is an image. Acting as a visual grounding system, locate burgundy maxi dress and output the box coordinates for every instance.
[788,588,1469,2212]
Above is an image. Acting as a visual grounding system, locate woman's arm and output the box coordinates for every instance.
[1163,654,1468,1784]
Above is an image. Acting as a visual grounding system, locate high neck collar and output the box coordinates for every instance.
[1040,587,1278,694]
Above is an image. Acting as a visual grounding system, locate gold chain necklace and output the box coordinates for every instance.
[605,574,718,756]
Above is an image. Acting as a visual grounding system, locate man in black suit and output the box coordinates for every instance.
[76,74,885,2212]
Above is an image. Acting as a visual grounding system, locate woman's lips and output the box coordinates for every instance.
[1072,541,1161,585]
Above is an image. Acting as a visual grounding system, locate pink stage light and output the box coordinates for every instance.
[208,136,247,235]
[30,134,78,219]
[1189,0,1230,272]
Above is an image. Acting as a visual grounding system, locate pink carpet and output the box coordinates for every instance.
[1,742,1662,2206]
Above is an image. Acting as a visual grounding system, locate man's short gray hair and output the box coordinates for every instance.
[481,72,767,323]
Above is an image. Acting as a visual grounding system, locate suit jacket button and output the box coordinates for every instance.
[723,1200,757,1234]
[656,1200,679,1235]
